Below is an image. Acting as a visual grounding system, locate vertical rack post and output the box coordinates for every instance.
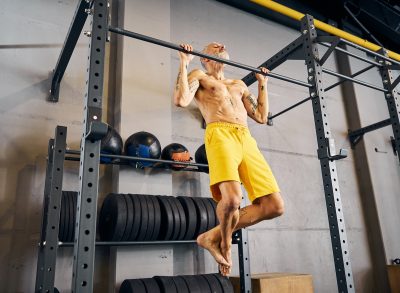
[71,0,108,292]
[233,192,252,293]
[35,126,67,292]
[301,15,355,293]
[377,51,400,161]
[237,228,251,293]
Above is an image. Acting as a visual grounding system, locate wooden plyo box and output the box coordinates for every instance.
[230,273,314,293]
[388,265,400,293]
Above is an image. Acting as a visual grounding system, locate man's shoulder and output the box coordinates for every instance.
[189,68,206,77]
[232,79,247,87]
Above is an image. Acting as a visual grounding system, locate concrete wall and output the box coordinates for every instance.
[0,0,398,292]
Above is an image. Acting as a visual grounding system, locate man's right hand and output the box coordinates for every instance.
[179,43,194,64]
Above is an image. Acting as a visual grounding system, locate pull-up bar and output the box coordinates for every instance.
[108,26,313,88]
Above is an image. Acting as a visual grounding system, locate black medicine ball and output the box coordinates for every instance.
[195,144,209,173]
[161,143,191,170]
[124,131,162,167]
[100,124,123,163]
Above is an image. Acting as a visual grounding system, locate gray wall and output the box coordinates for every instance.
[0,0,398,292]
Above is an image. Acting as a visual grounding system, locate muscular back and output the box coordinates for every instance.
[192,70,249,126]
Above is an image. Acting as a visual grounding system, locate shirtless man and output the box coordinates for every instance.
[173,42,285,276]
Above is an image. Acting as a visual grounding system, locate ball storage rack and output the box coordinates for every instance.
[35,1,400,293]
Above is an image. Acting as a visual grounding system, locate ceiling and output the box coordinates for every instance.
[216,0,400,53]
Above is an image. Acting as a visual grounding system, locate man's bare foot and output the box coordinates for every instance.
[197,232,230,267]
[220,242,232,276]
[219,263,231,276]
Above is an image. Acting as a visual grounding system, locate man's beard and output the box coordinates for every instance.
[210,51,229,69]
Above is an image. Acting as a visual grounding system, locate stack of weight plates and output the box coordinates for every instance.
[58,191,78,242]
[99,194,218,241]
[119,273,233,293]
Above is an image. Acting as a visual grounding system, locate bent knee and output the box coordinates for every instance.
[220,197,241,212]
[274,200,285,217]
[273,195,285,216]
[258,193,285,218]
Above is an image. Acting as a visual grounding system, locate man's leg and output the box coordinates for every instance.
[197,190,284,275]
[196,181,242,272]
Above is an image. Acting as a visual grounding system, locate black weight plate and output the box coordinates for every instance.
[202,274,223,293]
[202,197,216,231]
[154,276,177,293]
[141,277,161,293]
[177,196,197,240]
[67,191,74,242]
[71,192,77,242]
[119,279,146,293]
[180,275,201,293]
[150,195,161,241]
[99,193,127,241]
[208,198,219,226]
[59,191,66,242]
[136,194,149,241]
[212,273,234,293]
[195,274,212,292]
[157,196,174,240]
[121,194,133,241]
[171,197,186,240]
[115,194,128,241]
[144,194,155,241]
[99,194,116,241]
[192,197,208,236]
[165,196,180,240]
[128,194,141,241]
[171,276,189,293]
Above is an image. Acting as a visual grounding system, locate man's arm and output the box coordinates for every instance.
[173,44,201,107]
[242,67,269,124]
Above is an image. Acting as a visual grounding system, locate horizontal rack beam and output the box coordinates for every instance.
[322,68,388,93]
[325,64,376,92]
[340,38,400,67]
[65,149,208,168]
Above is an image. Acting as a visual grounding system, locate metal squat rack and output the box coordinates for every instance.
[35,0,400,292]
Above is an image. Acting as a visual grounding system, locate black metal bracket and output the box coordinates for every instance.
[389,74,400,91]
[390,136,398,156]
[317,138,348,161]
[348,118,392,148]
[267,112,273,126]
[86,121,108,141]
[49,0,92,102]
[319,36,340,66]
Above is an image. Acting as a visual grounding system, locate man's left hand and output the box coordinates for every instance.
[255,67,269,82]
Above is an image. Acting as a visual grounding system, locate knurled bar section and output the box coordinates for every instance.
[301,15,355,293]
[378,53,400,163]
[35,127,67,292]
[242,34,304,86]
[71,0,107,292]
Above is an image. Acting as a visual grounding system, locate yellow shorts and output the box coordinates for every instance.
[205,122,280,203]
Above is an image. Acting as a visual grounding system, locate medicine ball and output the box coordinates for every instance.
[124,131,161,167]
[161,143,191,170]
[101,124,123,163]
[195,144,209,173]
